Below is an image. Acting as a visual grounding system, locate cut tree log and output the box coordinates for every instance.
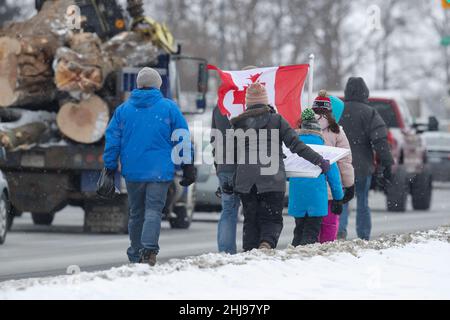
[55,33,115,95]
[0,36,59,108]
[0,108,23,123]
[0,0,74,39]
[102,31,158,67]
[57,95,110,144]
[0,0,75,108]
[0,122,49,150]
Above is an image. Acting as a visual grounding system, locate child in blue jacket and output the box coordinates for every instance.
[288,109,344,246]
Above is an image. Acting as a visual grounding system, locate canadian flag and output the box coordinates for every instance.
[208,64,309,128]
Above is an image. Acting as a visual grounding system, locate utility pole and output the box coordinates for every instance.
[219,0,226,68]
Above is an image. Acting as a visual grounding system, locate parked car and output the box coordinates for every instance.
[0,171,12,245]
[367,92,433,212]
[331,91,433,212]
[423,131,450,182]
[185,110,222,211]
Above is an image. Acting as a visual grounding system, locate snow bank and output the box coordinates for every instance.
[1,227,450,300]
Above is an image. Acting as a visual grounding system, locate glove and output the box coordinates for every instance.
[342,185,355,204]
[97,168,117,199]
[215,187,222,199]
[179,164,197,187]
[383,166,392,182]
[221,181,234,195]
[318,159,331,174]
[331,200,344,215]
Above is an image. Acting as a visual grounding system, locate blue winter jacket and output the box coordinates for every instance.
[288,132,344,218]
[103,88,191,182]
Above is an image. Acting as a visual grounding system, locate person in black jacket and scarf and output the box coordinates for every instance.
[338,77,394,240]
[229,82,330,251]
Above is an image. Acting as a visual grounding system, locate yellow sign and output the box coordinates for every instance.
[443,0,450,9]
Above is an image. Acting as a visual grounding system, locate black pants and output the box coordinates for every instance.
[292,217,322,246]
[239,186,284,251]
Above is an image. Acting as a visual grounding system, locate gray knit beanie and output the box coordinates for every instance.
[136,67,163,89]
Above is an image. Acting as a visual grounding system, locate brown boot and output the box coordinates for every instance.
[259,241,272,250]
[140,249,157,267]
[148,253,157,267]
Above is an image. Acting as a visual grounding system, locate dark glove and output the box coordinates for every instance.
[97,168,117,199]
[221,181,234,195]
[179,164,197,187]
[331,200,344,215]
[215,187,222,199]
[383,166,392,182]
[342,185,355,204]
[318,158,331,174]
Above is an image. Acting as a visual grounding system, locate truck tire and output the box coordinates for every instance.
[0,193,9,245]
[31,212,54,226]
[6,207,15,231]
[169,206,193,229]
[169,185,195,229]
[84,196,128,234]
[411,167,433,211]
[35,0,45,11]
[7,206,21,232]
[386,166,408,212]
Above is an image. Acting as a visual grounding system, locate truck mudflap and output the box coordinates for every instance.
[84,197,129,234]
[4,172,70,213]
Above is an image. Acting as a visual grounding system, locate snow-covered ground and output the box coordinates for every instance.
[1,227,450,300]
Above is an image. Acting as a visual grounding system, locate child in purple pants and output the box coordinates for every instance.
[312,91,355,243]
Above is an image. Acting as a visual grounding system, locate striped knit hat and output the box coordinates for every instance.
[312,89,332,111]
[246,82,269,107]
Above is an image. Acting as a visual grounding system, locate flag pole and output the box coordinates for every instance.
[308,54,315,108]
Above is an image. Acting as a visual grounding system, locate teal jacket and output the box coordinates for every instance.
[288,131,344,218]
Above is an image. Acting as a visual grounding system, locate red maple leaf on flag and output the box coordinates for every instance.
[233,73,266,105]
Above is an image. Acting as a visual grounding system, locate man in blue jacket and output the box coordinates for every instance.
[103,67,196,266]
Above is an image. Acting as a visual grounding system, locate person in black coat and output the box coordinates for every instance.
[229,82,330,251]
[338,77,394,240]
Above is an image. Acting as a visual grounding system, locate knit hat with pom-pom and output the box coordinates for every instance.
[312,89,332,111]
[246,82,269,107]
[301,108,321,132]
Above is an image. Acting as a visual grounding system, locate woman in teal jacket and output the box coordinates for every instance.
[288,109,344,246]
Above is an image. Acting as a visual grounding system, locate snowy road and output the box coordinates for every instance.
[0,186,449,282]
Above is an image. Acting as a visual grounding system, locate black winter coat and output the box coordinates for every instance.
[229,104,323,194]
[211,107,236,174]
[340,78,394,178]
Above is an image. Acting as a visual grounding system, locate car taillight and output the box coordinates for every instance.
[86,154,96,164]
[387,131,397,150]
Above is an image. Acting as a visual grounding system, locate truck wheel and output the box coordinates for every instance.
[0,193,9,245]
[169,206,193,229]
[169,185,195,229]
[6,207,15,231]
[6,207,21,231]
[31,213,54,226]
[35,0,45,11]
[84,196,128,234]
[386,166,408,212]
[411,167,433,211]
